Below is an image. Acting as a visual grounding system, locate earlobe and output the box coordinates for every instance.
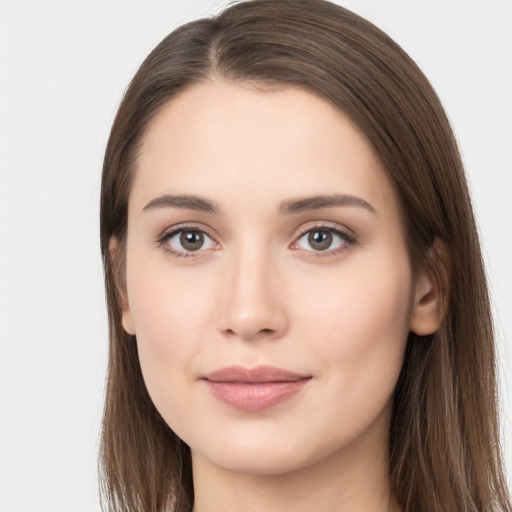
[409,238,450,336]
[109,237,136,336]
[121,309,136,336]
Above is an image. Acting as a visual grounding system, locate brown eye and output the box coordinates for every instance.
[308,230,333,251]
[164,228,216,254]
[180,230,204,251]
[294,226,352,253]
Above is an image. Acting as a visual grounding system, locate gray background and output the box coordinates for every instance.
[1,1,510,510]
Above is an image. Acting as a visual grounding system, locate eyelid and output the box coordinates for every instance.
[156,222,216,241]
[292,221,356,241]
[155,223,220,256]
[154,221,357,258]
[290,222,357,254]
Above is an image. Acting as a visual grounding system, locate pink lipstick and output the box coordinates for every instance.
[201,365,311,411]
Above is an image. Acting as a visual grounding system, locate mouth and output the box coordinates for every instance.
[200,365,312,411]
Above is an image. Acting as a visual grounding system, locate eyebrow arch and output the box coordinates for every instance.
[280,194,377,215]
[142,194,220,214]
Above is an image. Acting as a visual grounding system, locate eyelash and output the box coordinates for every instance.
[292,224,356,257]
[156,224,218,258]
[156,223,357,259]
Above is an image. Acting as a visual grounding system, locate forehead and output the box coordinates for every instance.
[131,80,397,218]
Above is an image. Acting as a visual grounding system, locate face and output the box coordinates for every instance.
[120,80,436,476]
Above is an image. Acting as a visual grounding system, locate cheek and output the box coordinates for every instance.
[282,251,413,450]
[126,231,215,338]
[295,249,413,385]
[125,255,218,411]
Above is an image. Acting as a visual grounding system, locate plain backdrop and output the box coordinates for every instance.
[0,1,511,511]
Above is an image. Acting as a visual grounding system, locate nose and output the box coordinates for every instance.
[217,247,289,341]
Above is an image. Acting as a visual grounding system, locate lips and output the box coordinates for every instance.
[201,365,312,411]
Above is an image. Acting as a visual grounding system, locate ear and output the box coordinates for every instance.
[409,238,450,336]
[109,237,136,336]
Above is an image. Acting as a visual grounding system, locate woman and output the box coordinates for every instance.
[99,1,511,511]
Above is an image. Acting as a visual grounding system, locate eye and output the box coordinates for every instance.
[162,228,217,255]
[293,227,354,253]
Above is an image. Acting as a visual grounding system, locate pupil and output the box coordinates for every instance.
[309,230,332,251]
[180,231,204,251]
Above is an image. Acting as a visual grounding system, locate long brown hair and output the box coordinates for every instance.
[99,1,511,511]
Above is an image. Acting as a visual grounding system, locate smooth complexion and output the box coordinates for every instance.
[119,80,441,512]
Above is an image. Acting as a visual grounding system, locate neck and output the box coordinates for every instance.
[191,411,399,512]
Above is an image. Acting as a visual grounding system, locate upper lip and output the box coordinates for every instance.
[202,365,311,383]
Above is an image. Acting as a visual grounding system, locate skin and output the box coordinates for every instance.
[119,80,441,512]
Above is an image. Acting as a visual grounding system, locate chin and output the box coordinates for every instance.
[199,446,314,476]
[189,425,340,477]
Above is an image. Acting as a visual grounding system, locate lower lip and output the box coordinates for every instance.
[204,379,311,411]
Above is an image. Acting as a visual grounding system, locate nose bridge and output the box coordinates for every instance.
[218,240,287,340]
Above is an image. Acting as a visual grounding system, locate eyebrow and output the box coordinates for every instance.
[142,194,220,214]
[141,193,377,216]
[280,194,377,215]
